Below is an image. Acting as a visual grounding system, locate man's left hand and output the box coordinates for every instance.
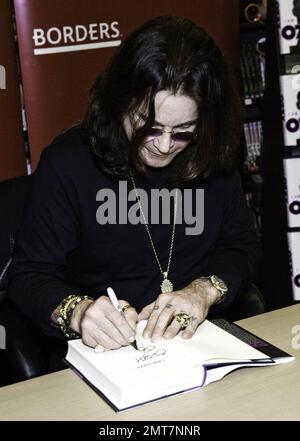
[137,278,220,342]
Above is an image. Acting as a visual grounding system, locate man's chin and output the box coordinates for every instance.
[143,157,173,168]
[141,150,175,168]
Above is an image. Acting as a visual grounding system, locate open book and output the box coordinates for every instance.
[65,318,294,411]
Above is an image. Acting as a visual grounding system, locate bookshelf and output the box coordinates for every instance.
[239,1,267,236]
[239,0,299,309]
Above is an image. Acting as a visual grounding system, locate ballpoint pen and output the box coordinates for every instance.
[107,287,138,350]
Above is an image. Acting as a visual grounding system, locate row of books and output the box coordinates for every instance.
[240,37,265,102]
[240,19,265,240]
[243,120,262,172]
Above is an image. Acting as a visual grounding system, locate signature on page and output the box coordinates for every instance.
[136,345,166,363]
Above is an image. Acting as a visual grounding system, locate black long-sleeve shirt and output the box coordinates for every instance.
[8,127,260,338]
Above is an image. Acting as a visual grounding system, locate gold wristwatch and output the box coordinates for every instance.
[200,275,228,304]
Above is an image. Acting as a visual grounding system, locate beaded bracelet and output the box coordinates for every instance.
[56,294,93,339]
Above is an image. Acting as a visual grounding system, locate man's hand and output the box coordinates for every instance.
[70,296,138,350]
[138,278,219,342]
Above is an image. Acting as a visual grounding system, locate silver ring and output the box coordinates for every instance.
[94,344,105,353]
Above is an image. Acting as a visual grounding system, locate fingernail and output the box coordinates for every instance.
[152,335,160,343]
[129,336,135,343]
[143,331,150,339]
[163,333,171,339]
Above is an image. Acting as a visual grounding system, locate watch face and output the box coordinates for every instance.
[211,275,228,292]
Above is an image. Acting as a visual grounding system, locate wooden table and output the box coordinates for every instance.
[0,305,299,420]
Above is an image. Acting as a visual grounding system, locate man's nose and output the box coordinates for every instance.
[155,132,174,154]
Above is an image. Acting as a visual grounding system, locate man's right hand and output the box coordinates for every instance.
[70,296,137,350]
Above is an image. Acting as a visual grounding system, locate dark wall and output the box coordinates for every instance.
[0,0,26,181]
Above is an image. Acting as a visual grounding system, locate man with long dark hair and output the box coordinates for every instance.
[9,16,260,356]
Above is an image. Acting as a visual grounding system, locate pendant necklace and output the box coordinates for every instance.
[130,173,178,293]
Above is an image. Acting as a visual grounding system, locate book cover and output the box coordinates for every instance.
[288,232,300,300]
[278,0,300,55]
[280,74,300,148]
[284,158,300,227]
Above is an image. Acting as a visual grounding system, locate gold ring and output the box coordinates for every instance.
[121,304,132,313]
[175,313,191,329]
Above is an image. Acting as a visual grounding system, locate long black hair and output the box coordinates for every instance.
[82,15,241,184]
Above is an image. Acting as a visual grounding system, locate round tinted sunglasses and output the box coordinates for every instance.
[143,127,195,143]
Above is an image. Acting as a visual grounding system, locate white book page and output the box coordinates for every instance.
[67,336,204,403]
[136,320,269,363]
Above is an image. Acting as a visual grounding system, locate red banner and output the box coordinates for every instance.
[0,0,26,181]
[14,0,239,171]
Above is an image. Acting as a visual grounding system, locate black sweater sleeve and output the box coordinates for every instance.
[8,148,83,338]
[205,171,261,312]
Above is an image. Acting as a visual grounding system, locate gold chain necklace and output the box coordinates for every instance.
[130,173,178,293]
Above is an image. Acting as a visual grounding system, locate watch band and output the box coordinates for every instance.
[199,275,228,304]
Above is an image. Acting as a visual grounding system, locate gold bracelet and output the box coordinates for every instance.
[56,295,93,339]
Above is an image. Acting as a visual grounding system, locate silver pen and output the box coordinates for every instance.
[107,287,138,350]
